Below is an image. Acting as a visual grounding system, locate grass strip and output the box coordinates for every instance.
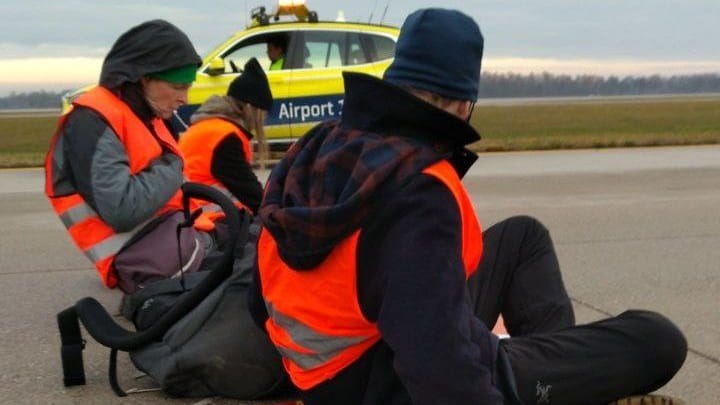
[469,98,720,152]
[1,97,719,168]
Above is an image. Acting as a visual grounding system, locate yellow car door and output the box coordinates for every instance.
[281,28,397,137]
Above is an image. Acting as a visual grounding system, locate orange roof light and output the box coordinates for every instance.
[275,0,318,22]
[250,1,318,26]
[278,0,306,6]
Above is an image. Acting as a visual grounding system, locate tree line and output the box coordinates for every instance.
[479,72,720,98]
[1,72,719,109]
[0,90,69,109]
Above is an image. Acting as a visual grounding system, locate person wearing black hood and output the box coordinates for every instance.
[179,57,272,231]
[45,20,206,293]
[249,8,687,405]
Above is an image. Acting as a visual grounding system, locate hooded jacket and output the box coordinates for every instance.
[99,19,200,89]
[45,20,201,287]
[250,72,502,404]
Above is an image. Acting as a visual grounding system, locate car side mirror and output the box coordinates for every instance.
[206,57,225,76]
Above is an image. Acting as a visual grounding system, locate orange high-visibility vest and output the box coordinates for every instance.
[44,86,184,288]
[257,159,483,390]
[179,118,253,231]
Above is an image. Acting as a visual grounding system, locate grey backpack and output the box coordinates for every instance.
[129,219,291,398]
[57,183,292,400]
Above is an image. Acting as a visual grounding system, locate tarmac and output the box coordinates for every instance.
[1,145,718,404]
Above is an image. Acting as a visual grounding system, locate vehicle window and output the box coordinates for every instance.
[217,29,395,72]
[302,31,344,68]
[222,42,270,73]
[347,33,368,65]
[366,34,395,61]
[218,32,290,73]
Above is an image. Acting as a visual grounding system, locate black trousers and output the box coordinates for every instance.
[468,216,687,405]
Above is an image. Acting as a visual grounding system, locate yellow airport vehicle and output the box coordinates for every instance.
[187,2,399,141]
[63,1,400,143]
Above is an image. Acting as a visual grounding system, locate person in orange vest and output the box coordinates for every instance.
[179,57,272,232]
[45,20,208,293]
[248,8,687,405]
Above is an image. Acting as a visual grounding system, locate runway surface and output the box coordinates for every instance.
[1,145,718,404]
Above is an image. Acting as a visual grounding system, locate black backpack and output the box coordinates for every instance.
[57,183,292,399]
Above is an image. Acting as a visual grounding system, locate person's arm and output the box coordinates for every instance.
[62,107,183,232]
[358,175,503,404]
[211,134,263,213]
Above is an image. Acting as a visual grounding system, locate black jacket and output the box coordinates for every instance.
[251,73,502,404]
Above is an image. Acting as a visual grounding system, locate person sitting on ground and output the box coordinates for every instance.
[248,8,687,405]
[45,19,210,294]
[179,57,273,233]
[266,34,287,71]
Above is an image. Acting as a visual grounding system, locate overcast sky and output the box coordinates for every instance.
[1,0,719,95]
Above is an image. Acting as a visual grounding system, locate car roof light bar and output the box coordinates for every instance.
[250,0,318,26]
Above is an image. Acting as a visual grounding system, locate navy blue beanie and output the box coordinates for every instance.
[384,8,483,101]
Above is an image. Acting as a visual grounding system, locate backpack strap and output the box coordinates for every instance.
[57,306,86,386]
[108,349,127,396]
[120,272,207,323]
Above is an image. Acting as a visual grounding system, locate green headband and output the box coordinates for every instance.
[149,64,197,84]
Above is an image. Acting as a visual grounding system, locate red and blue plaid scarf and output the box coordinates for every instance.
[259,120,445,269]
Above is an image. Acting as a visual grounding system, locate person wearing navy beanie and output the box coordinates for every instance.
[384,8,483,101]
[248,8,686,405]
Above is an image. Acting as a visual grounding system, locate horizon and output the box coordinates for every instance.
[2,1,718,97]
[2,56,719,97]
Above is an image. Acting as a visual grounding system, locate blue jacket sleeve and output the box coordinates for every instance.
[357,174,503,405]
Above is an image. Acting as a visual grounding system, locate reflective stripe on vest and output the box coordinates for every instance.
[259,229,381,389]
[44,86,183,288]
[266,302,367,370]
[258,159,482,390]
[59,199,153,262]
[179,117,254,231]
[58,201,96,228]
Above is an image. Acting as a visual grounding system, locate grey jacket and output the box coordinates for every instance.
[54,19,201,232]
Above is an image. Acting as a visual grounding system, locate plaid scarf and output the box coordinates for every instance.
[259,120,446,269]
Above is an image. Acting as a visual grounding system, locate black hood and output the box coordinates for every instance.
[99,19,201,88]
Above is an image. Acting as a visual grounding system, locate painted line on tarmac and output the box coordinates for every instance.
[1,266,91,276]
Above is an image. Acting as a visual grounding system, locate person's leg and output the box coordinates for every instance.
[500,310,687,405]
[467,215,575,335]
